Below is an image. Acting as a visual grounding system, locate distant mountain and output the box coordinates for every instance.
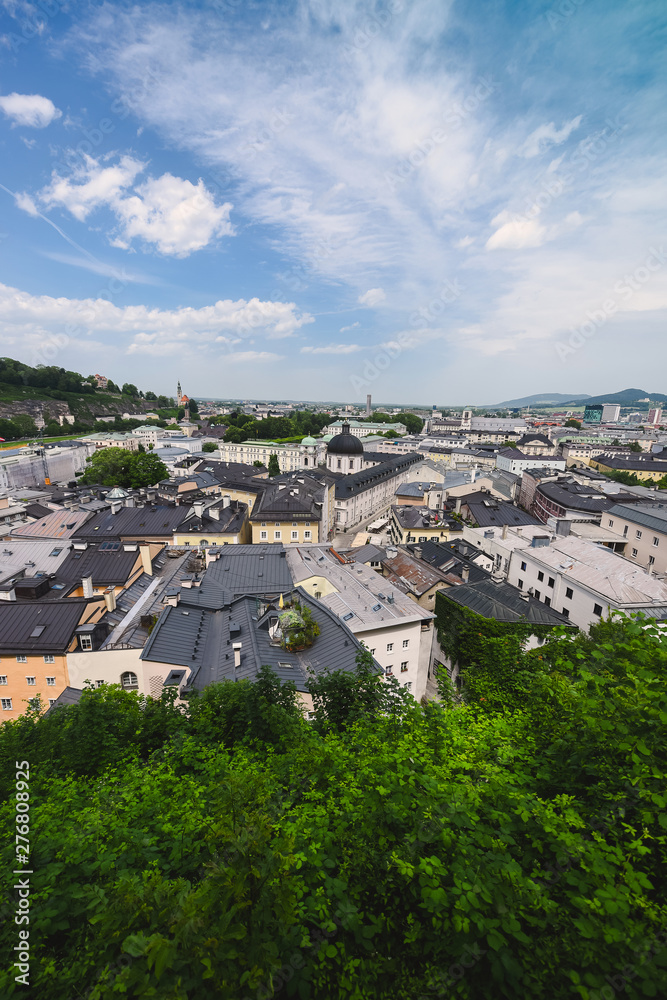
[561,389,667,406]
[486,392,591,408]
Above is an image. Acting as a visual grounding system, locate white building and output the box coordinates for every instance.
[495,450,566,475]
[323,419,408,438]
[285,544,436,699]
[462,523,667,630]
[217,436,326,472]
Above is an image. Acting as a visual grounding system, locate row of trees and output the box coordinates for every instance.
[223,410,330,443]
[0,615,665,997]
[360,410,424,434]
[0,357,172,406]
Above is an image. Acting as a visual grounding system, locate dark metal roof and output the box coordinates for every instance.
[74,506,187,539]
[391,505,457,530]
[439,578,574,626]
[460,495,539,527]
[170,544,293,610]
[0,599,103,653]
[45,686,83,714]
[56,542,146,587]
[143,588,378,693]
[335,453,422,499]
[249,481,323,521]
[605,502,667,534]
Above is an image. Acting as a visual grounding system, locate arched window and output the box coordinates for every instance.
[121,672,138,690]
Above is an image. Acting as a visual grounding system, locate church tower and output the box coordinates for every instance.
[177,380,182,406]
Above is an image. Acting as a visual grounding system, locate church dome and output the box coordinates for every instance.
[326,421,364,456]
[301,435,317,446]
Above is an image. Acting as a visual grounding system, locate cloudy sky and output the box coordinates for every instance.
[0,0,665,405]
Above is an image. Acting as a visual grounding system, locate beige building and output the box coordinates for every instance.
[389,506,459,546]
[604,504,667,574]
[217,436,325,472]
[78,432,140,451]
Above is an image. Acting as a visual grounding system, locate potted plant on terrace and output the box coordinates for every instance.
[279,603,321,652]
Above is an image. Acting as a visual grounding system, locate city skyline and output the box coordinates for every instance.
[0,0,665,403]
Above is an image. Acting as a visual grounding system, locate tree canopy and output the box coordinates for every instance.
[79,447,168,487]
[0,615,666,997]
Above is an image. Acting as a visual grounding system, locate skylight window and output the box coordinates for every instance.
[342,612,354,621]
[49,548,62,557]
[30,625,46,637]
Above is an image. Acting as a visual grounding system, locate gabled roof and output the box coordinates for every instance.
[335,454,422,499]
[605,502,667,534]
[459,495,538,527]
[10,509,92,539]
[439,577,572,626]
[0,598,103,653]
[73,506,188,539]
[56,542,145,587]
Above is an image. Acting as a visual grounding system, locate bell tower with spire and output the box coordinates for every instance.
[177,380,182,406]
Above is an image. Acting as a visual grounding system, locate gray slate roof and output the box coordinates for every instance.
[0,599,101,654]
[605,502,667,534]
[74,506,187,539]
[439,577,574,626]
[142,588,375,693]
[170,544,293,610]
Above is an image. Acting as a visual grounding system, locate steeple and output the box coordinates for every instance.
[177,380,182,405]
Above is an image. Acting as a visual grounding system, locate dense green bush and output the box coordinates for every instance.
[0,618,665,997]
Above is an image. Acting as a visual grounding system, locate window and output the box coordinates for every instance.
[385,666,393,675]
[96,680,105,688]
[631,548,638,558]
[534,590,541,600]
[520,561,527,571]
[275,522,280,527]
[261,521,266,526]
[49,699,56,707]
[546,577,554,588]
[649,555,655,566]
[46,677,55,686]
[2,698,12,710]
[544,596,551,607]
[623,525,628,536]
[0,676,5,685]
[386,643,393,652]
[260,531,267,540]
[537,571,544,582]
[16,655,27,663]
[121,672,138,690]
[608,520,614,527]
[43,654,55,663]
[419,535,428,543]
[593,603,603,616]
[274,531,281,540]
[369,649,376,656]
[404,681,412,691]
[305,521,310,527]
[636,530,642,539]
[26,677,36,686]
[337,459,341,469]
[402,639,409,648]
[654,537,660,547]
[518,579,523,590]
[565,587,573,600]
[49,547,62,557]
[80,636,93,651]
[304,531,311,540]
[562,608,570,618]
[291,531,298,540]
[400,661,409,672]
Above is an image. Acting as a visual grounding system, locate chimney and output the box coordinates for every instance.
[193,501,205,519]
[501,523,508,540]
[209,506,220,520]
[82,576,94,598]
[461,566,470,582]
[455,498,462,514]
[0,585,16,602]
[413,545,423,559]
[124,495,136,507]
[139,544,153,576]
[222,495,231,508]
[104,586,117,612]
[111,501,122,515]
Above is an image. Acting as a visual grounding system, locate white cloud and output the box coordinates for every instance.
[455,236,474,248]
[339,321,360,332]
[20,154,234,257]
[358,288,386,307]
[301,343,362,355]
[485,209,583,251]
[113,172,234,257]
[521,116,583,158]
[485,211,547,250]
[0,92,61,128]
[0,282,312,359]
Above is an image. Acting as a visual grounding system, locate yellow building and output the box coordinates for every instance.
[249,479,324,544]
[388,505,459,545]
[0,597,107,721]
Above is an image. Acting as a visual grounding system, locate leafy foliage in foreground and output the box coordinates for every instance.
[0,618,666,998]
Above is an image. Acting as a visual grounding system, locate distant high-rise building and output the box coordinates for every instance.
[601,403,621,422]
[648,408,663,425]
[583,404,604,424]
[366,394,372,417]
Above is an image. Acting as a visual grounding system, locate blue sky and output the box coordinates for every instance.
[0,0,665,405]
